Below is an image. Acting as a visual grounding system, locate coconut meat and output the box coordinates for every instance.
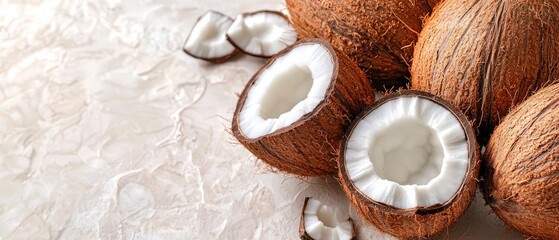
[238,43,333,139]
[304,198,353,240]
[345,97,469,209]
[184,11,236,59]
[227,12,297,57]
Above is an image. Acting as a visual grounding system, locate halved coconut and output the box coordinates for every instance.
[183,10,238,62]
[232,39,374,176]
[300,197,356,240]
[338,91,479,239]
[226,10,297,58]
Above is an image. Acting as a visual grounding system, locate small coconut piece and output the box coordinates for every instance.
[232,39,374,176]
[286,0,441,89]
[226,10,297,58]
[183,10,238,62]
[338,91,479,239]
[482,83,559,239]
[411,0,559,140]
[300,197,356,240]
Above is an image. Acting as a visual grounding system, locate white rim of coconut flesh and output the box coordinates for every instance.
[183,11,236,61]
[344,94,470,209]
[302,198,354,240]
[238,40,334,139]
[226,11,297,57]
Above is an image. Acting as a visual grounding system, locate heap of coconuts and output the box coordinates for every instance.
[186,0,559,238]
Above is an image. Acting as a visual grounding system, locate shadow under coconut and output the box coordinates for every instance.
[432,191,523,240]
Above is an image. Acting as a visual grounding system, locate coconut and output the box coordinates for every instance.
[338,90,480,239]
[411,0,559,140]
[226,10,297,58]
[299,197,356,240]
[286,0,440,89]
[232,39,374,176]
[481,83,559,239]
[183,10,238,63]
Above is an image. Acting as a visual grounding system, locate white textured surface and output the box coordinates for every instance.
[0,0,523,239]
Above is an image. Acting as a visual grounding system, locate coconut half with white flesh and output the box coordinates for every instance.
[339,91,480,239]
[300,197,356,240]
[232,39,374,176]
[226,10,297,58]
[183,10,238,62]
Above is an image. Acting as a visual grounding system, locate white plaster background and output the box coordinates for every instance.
[0,0,524,239]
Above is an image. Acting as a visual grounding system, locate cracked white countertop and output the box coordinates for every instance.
[0,0,523,239]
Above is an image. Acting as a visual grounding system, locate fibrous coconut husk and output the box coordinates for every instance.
[286,0,440,90]
[411,0,559,141]
[482,83,559,239]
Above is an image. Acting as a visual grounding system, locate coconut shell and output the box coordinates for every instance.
[481,83,559,239]
[411,0,559,141]
[299,197,356,240]
[286,0,440,90]
[232,39,374,176]
[338,91,480,239]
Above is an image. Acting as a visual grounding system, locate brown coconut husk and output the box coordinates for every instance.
[338,91,480,239]
[286,0,441,90]
[232,39,375,176]
[299,197,356,240]
[411,0,559,142]
[482,83,559,239]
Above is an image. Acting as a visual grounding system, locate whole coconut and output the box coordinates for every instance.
[482,83,559,239]
[287,0,440,89]
[411,0,559,140]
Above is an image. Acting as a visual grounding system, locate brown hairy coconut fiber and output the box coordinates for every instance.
[411,0,559,141]
[286,0,440,90]
[339,90,480,239]
[482,83,559,239]
[232,39,374,176]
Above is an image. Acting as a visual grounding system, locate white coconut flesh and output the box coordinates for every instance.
[345,97,469,209]
[304,198,353,240]
[238,43,333,139]
[227,11,297,57]
[184,11,236,59]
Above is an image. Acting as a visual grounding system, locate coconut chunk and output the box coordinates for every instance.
[183,10,237,62]
[339,91,479,239]
[226,10,297,58]
[232,39,374,176]
[300,198,355,240]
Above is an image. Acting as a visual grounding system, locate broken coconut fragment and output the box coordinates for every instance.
[338,91,480,239]
[232,39,374,176]
[183,10,238,62]
[300,197,356,240]
[226,10,297,58]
